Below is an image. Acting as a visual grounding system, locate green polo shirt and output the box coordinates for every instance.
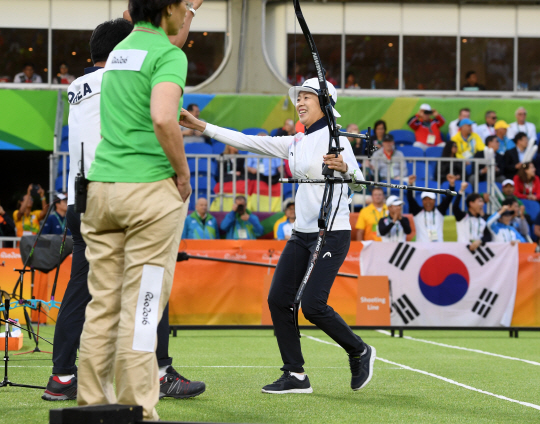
[88,22,187,183]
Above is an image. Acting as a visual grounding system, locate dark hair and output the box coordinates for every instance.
[513,131,528,143]
[459,108,470,114]
[485,135,497,147]
[23,63,34,69]
[90,18,134,63]
[235,195,247,203]
[502,198,516,207]
[466,193,482,209]
[485,110,495,118]
[382,134,394,142]
[441,141,457,158]
[465,70,476,79]
[187,104,199,112]
[373,120,387,133]
[129,0,181,27]
[517,162,534,183]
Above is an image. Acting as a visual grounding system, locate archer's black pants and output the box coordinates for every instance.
[52,205,172,375]
[268,230,364,373]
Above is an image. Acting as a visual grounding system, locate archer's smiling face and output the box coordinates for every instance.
[296,91,324,128]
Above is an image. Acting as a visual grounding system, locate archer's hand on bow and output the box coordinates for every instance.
[323,154,347,173]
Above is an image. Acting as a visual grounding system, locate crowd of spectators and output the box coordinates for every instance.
[10,63,75,84]
[3,105,540,246]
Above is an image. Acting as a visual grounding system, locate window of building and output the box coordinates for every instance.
[460,37,514,91]
[345,35,399,89]
[184,31,226,86]
[52,30,94,84]
[403,36,456,90]
[287,34,342,87]
[518,38,540,91]
[0,28,48,83]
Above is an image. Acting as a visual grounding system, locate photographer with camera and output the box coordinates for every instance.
[486,199,527,243]
[408,103,446,150]
[221,195,263,240]
[13,184,48,237]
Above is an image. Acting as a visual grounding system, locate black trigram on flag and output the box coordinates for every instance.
[468,245,495,266]
[472,288,498,318]
[392,294,420,324]
[388,242,416,270]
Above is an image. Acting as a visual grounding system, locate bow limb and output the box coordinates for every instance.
[292,0,340,154]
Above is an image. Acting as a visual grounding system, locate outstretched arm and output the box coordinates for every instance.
[180,108,291,159]
[406,176,422,216]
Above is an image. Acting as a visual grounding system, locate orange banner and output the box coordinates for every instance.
[511,244,540,327]
[172,240,363,325]
[0,242,537,327]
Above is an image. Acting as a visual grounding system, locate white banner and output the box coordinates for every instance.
[360,242,518,327]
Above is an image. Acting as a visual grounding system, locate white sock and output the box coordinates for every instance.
[158,366,169,379]
[56,374,75,382]
[290,372,306,380]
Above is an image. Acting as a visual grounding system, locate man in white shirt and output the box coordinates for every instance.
[448,108,477,138]
[406,174,456,242]
[452,181,491,251]
[507,107,537,141]
[476,110,497,143]
[370,134,407,182]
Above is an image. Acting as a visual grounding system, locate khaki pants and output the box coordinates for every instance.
[78,178,188,421]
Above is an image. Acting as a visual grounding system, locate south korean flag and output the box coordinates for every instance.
[360,242,518,327]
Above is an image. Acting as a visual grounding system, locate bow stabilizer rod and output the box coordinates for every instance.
[280,177,457,196]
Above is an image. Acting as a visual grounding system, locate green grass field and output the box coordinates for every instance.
[1,326,539,423]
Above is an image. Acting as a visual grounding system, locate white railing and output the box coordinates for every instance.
[49,151,495,213]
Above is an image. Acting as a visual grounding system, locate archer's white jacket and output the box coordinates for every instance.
[203,118,364,233]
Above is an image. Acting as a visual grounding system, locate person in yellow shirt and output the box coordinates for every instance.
[355,187,388,241]
[451,118,485,159]
[13,184,48,237]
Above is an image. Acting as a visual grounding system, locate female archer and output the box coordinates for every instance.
[180,78,376,394]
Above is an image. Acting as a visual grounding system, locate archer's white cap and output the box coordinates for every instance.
[386,195,404,207]
[288,78,341,118]
[421,192,436,200]
[502,179,514,187]
[420,103,432,112]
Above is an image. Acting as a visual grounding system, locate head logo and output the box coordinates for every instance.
[418,254,469,306]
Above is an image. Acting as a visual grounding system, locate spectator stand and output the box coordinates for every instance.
[50,124,525,239]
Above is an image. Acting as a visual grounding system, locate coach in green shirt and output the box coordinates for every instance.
[79,1,191,421]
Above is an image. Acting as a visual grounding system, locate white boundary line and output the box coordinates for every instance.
[376,330,540,366]
[301,333,540,412]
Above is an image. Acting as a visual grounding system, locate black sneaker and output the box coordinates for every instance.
[159,366,206,399]
[349,344,376,391]
[41,375,77,401]
[261,371,313,394]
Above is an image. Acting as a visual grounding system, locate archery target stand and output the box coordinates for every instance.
[11,267,52,356]
[0,297,46,390]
